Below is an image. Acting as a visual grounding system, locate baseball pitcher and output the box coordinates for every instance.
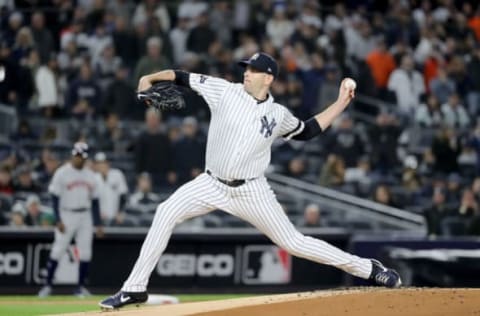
[100,53,401,310]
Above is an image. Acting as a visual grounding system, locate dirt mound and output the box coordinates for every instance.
[70,288,480,316]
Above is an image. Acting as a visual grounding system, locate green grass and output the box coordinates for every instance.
[0,294,251,316]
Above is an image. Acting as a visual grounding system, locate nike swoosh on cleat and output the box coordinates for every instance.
[120,295,130,303]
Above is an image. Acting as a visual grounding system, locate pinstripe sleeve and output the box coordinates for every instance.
[189,73,230,110]
[280,106,305,140]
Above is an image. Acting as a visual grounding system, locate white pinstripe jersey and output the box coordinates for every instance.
[189,73,305,180]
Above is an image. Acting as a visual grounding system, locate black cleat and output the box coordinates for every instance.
[99,291,148,310]
[369,259,402,288]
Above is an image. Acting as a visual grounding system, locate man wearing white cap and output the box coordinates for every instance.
[93,152,129,226]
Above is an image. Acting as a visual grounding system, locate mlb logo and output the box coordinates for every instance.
[242,245,291,284]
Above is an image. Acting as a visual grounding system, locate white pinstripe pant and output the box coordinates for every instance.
[122,173,372,292]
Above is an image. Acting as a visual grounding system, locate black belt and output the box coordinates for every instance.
[67,208,88,213]
[206,170,246,187]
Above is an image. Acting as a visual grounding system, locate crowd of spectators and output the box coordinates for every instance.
[0,0,480,236]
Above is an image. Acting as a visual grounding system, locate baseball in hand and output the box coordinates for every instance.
[345,78,356,90]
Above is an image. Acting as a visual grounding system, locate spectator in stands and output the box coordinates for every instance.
[401,155,422,194]
[65,61,102,119]
[108,0,135,22]
[135,108,174,187]
[92,43,122,91]
[132,0,171,34]
[446,173,463,205]
[167,122,182,144]
[13,164,42,194]
[97,113,132,154]
[368,112,402,173]
[423,188,451,237]
[326,114,365,168]
[372,184,398,208]
[0,166,14,196]
[324,3,346,36]
[134,36,170,83]
[440,93,470,129]
[283,75,303,115]
[447,55,471,99]
[345,17,376,62]
[289,13,320,55]
[2,11,23,47]
[457,188,479,217]
[422,46,443,92]
[387,54,425,116]
[297,51,326,119]
[169,17,190,66]
[449,13,476,54]
[128,172,160,209]
[344,156,374,197]
[87,24,114,64]
[413,27,435,66]
[414,94,443,128]
[316,64,340,114]
[417,148,436,177]
[59,17,90,54]
[172,117,205,183]
[210,1,233,47]
[186,11,216,56]
[286,156,310,182]
[319,154,345,188]
[30,11,55,64]
[431,127,461,174]
[429,68,456,105]
[10,119,38,144]
[365,37,396,97]
[9,203,26,227]
[35,53,62,117]
[297,203,322,228]
[93,152,129,226]
[266,2,294,49]
[24,194,43,226]
[12,26,35,65]
[111,16,137,68]
[34,148,60,184]
[57,38,84,81]
[103,66,141,120]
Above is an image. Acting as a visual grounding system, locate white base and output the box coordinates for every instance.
[146,294,179,305]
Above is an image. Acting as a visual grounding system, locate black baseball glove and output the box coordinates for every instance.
[137,81,186,111]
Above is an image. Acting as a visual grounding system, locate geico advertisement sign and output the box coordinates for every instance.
[156,254,234,277]
[0,252,24,275]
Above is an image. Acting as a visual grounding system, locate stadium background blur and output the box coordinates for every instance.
[0,0,480,239]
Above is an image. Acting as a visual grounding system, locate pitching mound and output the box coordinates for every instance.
[72,288,480,316]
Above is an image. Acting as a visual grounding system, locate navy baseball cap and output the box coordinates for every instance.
[71,142,89,159]
[238,52,279,78]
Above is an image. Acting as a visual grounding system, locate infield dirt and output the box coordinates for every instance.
[65,288,480,316]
